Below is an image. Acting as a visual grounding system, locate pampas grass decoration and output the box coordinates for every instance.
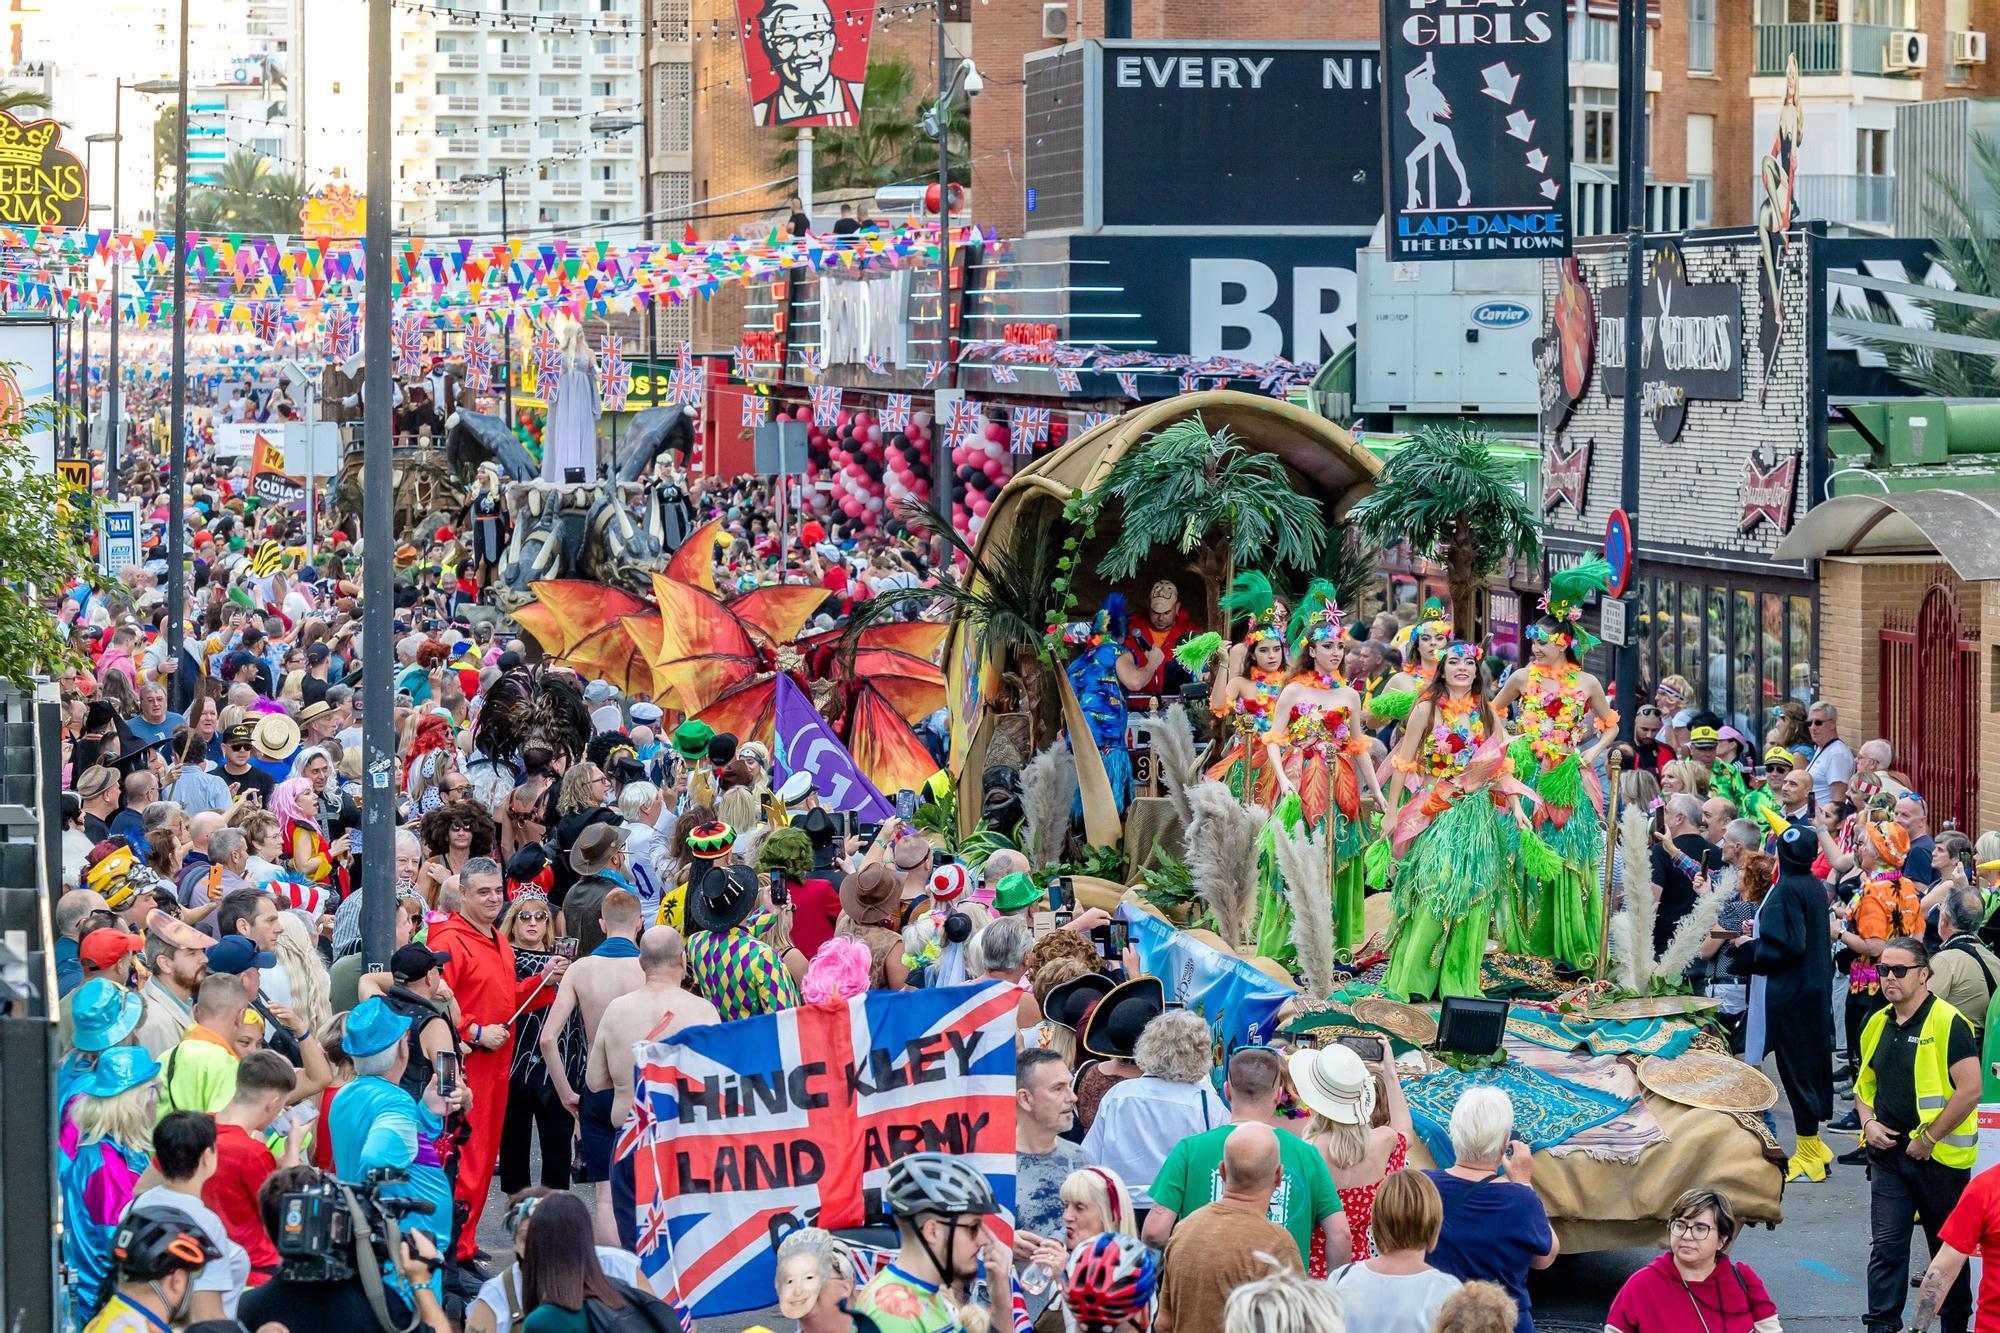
[1020,743,1079,874]
[1155,703,1200,828]
[1656,879,1731,986]
[1609,805,1657,995]
[1185,779,1266,950]
[1274,819,1336,997]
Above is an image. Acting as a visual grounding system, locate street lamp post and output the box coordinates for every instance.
[924,39,979,511]
[361,0,396,969]
[165,0,193,708]
[110,79,181,505]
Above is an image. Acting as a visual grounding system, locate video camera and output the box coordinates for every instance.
[274,1168,430,1284]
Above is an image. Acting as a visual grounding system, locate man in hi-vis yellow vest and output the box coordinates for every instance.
[1855,936,1981,1333]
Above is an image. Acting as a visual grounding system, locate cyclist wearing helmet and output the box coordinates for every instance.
[1063,1232,1160,1333]
[83,1207,218,1333]
[852,1152,1013,1333]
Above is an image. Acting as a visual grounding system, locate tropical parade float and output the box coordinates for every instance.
[935,390,1785,1253]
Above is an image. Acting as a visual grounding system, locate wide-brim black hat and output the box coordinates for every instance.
[688,863,760,934]
[1042,972,1114,1033]
[1078,974,1166,1061]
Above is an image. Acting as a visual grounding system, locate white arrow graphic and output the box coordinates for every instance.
[1506,109,1537,142]
[1525,147,1549,172]
[1480,62,1520,103]
[1541,178,1562,200]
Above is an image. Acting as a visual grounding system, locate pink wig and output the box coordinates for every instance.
[267,775,315,827]
[803,935,873,1005]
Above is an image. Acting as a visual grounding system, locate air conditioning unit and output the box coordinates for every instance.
[1041,2,1068,39]
[1953,29,1988,63]
[1886,30,1928,70]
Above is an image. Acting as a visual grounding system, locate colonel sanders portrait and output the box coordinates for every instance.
[750,0,863,127]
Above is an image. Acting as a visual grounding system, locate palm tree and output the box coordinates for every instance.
[0,87,51,117]
[771,58,969,190]
[186,149,305,235]
[844,497,1074,741]
[1276,526,1382,626]
[1849,135,2000,397]
[1346,421,1540,640]
[153,105,180,193]
[1081,414,1329,630]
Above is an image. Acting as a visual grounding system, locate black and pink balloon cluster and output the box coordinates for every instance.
[787,404,934,531]
[950,417,1013,539]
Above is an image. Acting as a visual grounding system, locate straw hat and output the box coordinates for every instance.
[251,712,300,762]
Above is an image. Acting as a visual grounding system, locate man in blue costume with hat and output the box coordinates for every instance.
[1064,594,1162,814]
[328,996,467,1275]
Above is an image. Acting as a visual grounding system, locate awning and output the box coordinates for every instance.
[1774,488,2000,582]
[1572,0,1663,23]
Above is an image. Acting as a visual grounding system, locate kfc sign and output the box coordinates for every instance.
[736,0,875,129]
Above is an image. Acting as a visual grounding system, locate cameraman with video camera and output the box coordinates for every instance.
[238,1163,452,1333]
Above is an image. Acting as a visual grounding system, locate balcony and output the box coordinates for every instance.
[493,137,532,156]
[1568,16,1618,64]
[547,181,582,199]
[549,95,583,113]
[1571,173,1693,237]
[1754,23,1919,78]
[553,137,583,154]
[1793,172,1895,227]
[597,137,632,154]
[445,95,480,113]
[444,52,479,71]
[497,95,531,113]
[601,181,633,198]
[438,137,478,157]
[601,54,636,71]
[497,53,532,71]
[550,54,583,71]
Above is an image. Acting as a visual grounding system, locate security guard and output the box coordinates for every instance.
[1855,936,1981,1333]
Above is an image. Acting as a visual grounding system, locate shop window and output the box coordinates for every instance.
[1733,589,1759,739]
[1788,596,1815,708]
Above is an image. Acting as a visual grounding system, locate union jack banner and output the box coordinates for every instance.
[742,394,769,428]
[252,302,287,345]
[668,359,705,408]
[800,346,823,378]
[1179,371,1199,393]
[325,308,359,361]
[989,363,1018,384]
[622,983,1018,1318]
[1055,367,1081,393]
[531,323,562,378]
[1009,405,1050,449]
[882,393,912,433]
[600,337,630,411]
[465,363,491,395]
[394,316,426,373]
[946,398,985,450]
[1081,410,1117,432]
[466,330,495,372]
[809,383,843,429]
[1117,372,1140,400]
[922,359,946,387]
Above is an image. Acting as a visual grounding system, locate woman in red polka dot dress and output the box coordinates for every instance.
[1289,1041,1417,1274]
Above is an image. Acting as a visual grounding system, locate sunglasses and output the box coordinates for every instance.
[517,910,550,922]
[1879,963,1923,979]
[1637,706,1661,719]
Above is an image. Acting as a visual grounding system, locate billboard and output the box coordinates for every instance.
[1381,0,1572,262]
[0,113,86,228]
[0,319,57,474]
[1098,43,1381,228]
[735,0,874,129]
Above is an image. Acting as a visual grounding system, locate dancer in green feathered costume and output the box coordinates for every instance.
[1382,641,1533,999]
[1186,572,1291,807]
[1254,582,1386,966]
[1491,559,1618,971]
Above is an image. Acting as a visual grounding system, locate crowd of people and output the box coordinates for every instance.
[48,403,2000,1333]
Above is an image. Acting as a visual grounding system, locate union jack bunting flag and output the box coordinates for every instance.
[1117,372,1141,400]
[531,323,561,376]
[1179,371,1199,393]
[465,363,491,395]
[252,302,287,345]
[922,359,946,387]
[600,337,630,411]
[394,316,426,373]
[621,983,1018,1318]
[325,308,359,361]
[1081,411,1117,432]
[742,394,769,427]
[1009,405,1050,449]
[946,398,985,450]
[809,383,844,429]
[800,346,823,378]
[668,359,705,408]
[989,363,1018,384]
[864,354,886,374]
[882,393,912,433]
[1055,367,1081,393]
[465,331,495,373]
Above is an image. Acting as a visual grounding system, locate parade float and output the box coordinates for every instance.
[942,388,1786,1252]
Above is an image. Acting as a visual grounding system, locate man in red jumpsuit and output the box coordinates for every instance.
[431,855,566,1265]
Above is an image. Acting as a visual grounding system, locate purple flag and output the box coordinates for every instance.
[772,675,894,820]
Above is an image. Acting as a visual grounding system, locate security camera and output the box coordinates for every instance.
[962,61,984,97]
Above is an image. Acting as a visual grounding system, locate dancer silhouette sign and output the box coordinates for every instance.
[1381,0,1572,263]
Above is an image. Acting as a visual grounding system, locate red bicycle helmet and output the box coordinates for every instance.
[1064,1232,1159,1331]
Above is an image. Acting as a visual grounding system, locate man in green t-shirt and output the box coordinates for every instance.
[1141,1047,1347,1265]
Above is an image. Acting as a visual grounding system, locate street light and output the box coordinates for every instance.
[464,166,519,427]
[588,111,655,422]
[161,2,194,709]
[925,43,980,517]
[93,79,176,502]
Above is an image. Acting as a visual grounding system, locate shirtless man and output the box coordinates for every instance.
[587,925,718,1248]
[541,889,647,1236]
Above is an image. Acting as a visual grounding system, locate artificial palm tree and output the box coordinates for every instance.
[1346,421,1540,640]
[844,497,1073,740]
[1081,414,1329,630]
[770,59,969,190]
[1276,525,1383,627]
[1850,134,2000,397]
